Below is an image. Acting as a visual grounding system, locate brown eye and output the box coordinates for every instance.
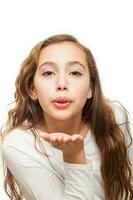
[70,71,82,76]
[42,71,54,76]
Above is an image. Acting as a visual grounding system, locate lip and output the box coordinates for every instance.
[52,101,72,109]
[52,96,72,103]
[52,96,73,109]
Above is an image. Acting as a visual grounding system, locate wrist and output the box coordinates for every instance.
[63,150,87,164]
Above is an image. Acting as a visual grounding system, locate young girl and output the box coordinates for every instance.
[1,34,133,200]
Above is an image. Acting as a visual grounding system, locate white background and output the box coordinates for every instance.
[0,0,133,199]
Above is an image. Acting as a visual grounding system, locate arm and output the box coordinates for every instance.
[40,131,94,199]
[1,130,94,200]
[63,152,93,200]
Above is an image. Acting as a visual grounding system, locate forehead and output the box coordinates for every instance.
[38,42,87,64]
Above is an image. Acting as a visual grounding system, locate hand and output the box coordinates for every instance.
[39,132,84,156]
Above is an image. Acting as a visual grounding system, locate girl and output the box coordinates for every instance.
[1,34,133,200]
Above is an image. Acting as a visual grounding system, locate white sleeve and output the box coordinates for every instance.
[1,134,94,200]
[63,162,94,199]
[111,102,133,165]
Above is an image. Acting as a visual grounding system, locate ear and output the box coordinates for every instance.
[29,88,38,101]
[87,90,92,99]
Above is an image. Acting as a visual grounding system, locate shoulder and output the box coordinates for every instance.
[1,128,54,159]
[1,128,34,148]
[1,128,35,157]
[109,101,130,124]
[109,100,132,135]
[109,101,133,164]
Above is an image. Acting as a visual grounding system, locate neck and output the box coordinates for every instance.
[37,113,89,138]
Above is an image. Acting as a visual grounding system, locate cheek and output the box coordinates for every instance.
[34,79,55,106]
[75,79,90,94]
[74,82,90,106]
[34,76,51,94]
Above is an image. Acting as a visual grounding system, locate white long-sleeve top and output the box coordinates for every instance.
[1,103,133,200]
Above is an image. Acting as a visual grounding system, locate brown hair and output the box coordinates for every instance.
[1,34,133,199]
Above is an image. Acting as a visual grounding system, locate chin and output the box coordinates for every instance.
[50,112,75,121]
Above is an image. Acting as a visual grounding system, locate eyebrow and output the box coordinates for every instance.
[38,61,86,70]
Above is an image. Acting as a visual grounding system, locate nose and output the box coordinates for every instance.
[56,75,68,91]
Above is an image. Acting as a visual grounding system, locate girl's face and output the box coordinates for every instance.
[33,42,92,121]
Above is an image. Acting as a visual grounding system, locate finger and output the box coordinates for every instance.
[50,136,57,142]
[61,136,73,149]
[56,136,63,142]
[50,136,59,147]
[63,136,72,144]
[71,134,83,144]
[39,132,50,142]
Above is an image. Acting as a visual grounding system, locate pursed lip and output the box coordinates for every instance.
[52,96,73,103]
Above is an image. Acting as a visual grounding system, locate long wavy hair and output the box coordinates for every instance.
[1,34,133,199]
